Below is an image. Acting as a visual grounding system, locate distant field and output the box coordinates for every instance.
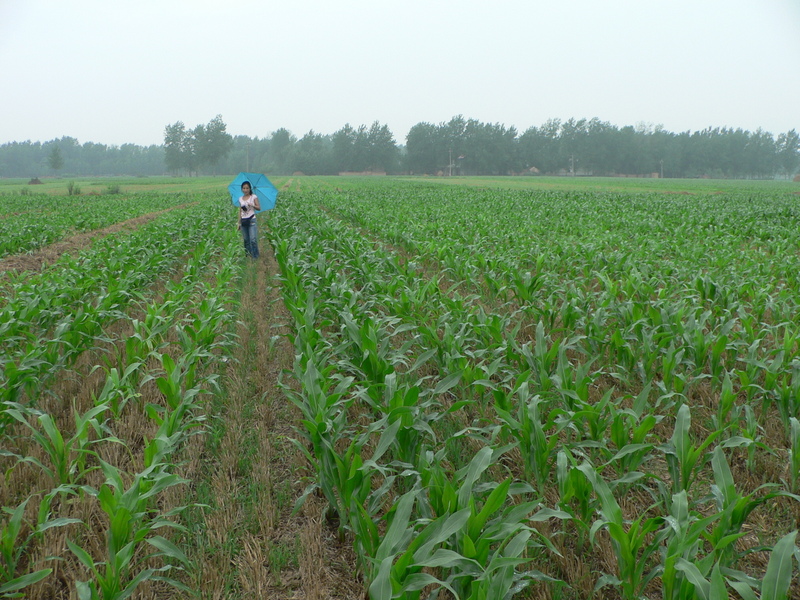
[2,173,798,196]
[2,176,799,599]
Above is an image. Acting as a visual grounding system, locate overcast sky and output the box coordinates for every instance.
[1,0,798,147]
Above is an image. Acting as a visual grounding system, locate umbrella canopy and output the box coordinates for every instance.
[228,172,279,213]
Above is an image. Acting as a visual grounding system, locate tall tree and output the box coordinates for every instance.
[332,124,358,172]
[777,129,800,178]
[194,114,233,174]
[365,121,399,172]
[405,122,440,174]
[47,145,64,173]
[269,128,297,174]
[164,121,191,174]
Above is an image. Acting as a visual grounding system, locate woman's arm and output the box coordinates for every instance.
[253,195,261,211]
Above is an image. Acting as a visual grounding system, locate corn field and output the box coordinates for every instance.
[2,177,799,599]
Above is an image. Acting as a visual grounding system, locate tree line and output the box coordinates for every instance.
[1,115,798,179]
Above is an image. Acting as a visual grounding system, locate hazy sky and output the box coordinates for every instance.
[1,0,798,147]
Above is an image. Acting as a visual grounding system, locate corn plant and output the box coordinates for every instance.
[667,521,798,600]
[283,358,358,525]
[556,450,596,551]
[93,365,147,419]
[356,374,443,469]
[758,530,798,600]
[365,448,563,600]
[659,404,724,495]
[659,490,728,600]
[339,312,413,394]
[0,489,81,598]
[710,373,739,433]
[707,446,799,566]
[578,462,665,599]
[492,380,563,488]
[776,364,800,436]
[789,417,800,493]
[608,387,659,475]
[0,498,51,598]
[4,402,113,487]
[145,354,207,439]
[364,488,459,600]
[70,460,190,600]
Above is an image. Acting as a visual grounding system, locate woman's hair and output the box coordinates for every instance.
[241,180,252,191]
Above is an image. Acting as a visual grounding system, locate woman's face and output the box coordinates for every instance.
[242,183,252,194]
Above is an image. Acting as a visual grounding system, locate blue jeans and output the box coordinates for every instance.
[240,218,259,258]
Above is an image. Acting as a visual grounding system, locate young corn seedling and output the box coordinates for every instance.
[145,354,206,439]
[368,448,562,600]
[365,488,460,600]
[0,489,81,597]
[509,321,560,393]
[492,380,563,488]
[4,402,112,487]
[295,417,393,539]
[710,373,739,434]
[556,450,596,552]
[789,417,800,493]
[709,333,730,389]
[659,344,688,396]
[757,530,798,600]
[659,490,726,600]
[356,373,446,469]
[93,365,147,419]
[578,462,665,600]
[707,445,799,566]
[608,393,659,475]
[0,498,50,598]
[775,364,800,436]
[564,387,616,463]
[284,359,360,528]
[70,460,190,600]
[423,446,564,598]
[659,403,724,496]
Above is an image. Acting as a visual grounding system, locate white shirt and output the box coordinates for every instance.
[239,194,258,219]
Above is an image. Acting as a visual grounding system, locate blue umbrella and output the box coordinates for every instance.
[228,172,279,213]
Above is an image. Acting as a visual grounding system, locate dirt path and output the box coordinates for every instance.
[0,203,197,274]
[186,235,362,599]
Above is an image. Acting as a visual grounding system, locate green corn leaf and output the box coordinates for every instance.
[457,446,492,509]
[67,538,97,573]
[463,533,477,558]
[147,535,189,565]
[469,477,511,540]
[433,371,463,395]
[368,556,394,600]
[727,580,758,600]
[709,563,729,600]
[594,573,622,592]
[75,580,95,600]
[761,530,797,600]
[419,547,479,570]
[502,530,532,559]
[117,566,157,600]
[577,462,621,525]
[376,490,416,562]
[675,558,710,600]
[0,568,52,594]
[409,508,471,564]
[401,572,450,594]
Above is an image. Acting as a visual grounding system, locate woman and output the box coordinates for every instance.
[237,180,261,258]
